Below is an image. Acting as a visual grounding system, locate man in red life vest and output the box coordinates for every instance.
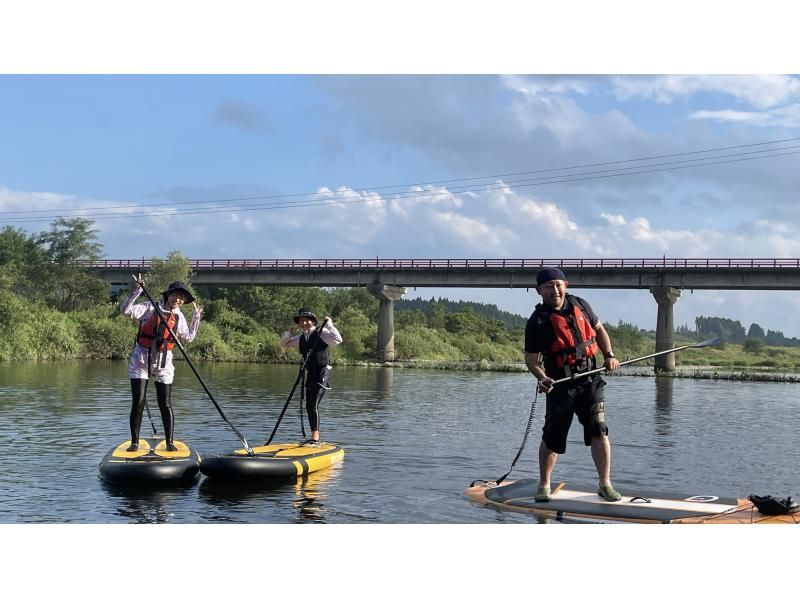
[524,268,622,502]
[120,275,202,451]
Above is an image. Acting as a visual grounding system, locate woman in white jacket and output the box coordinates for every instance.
[119,275,202,451]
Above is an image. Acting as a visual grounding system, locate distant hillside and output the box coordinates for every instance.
[396,297,527,330]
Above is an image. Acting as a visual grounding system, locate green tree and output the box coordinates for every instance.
[145,250,194,298]
[444,308,483,336]
[0,226,50,296]
[335,305,377,359]
[427,300,446,329]
[696,316,747,343]
[35,217,107,311]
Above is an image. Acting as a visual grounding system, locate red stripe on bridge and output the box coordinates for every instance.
[76,258,800,269]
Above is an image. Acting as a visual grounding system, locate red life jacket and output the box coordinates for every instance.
[539,297,598,370]
[136,308,178,351]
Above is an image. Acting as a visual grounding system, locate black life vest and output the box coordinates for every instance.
[136,308,178,352]
[299,329,330,370]
[533,295,598,375]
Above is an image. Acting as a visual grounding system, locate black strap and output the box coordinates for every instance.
[494,384,539,485]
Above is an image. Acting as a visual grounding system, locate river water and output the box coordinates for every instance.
[1,360,798,524]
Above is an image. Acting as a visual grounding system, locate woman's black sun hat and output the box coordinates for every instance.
[162,281,195,303]
[293,307,318,324]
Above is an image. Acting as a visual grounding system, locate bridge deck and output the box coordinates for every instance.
[82,258,800,290]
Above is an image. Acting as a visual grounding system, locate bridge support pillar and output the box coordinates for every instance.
[367,284,406,361]
[649,286,682,373]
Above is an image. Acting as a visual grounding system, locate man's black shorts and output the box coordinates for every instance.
[541,376,608,454]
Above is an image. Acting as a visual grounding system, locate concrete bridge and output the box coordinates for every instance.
[81,257,800,370]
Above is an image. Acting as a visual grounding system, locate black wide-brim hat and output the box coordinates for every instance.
[162,281,195,303]
[293,307,318,324]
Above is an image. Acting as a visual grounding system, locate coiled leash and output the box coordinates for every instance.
[470,384,540,488]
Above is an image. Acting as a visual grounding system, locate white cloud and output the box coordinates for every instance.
[509,90,592,144]
[305,186,387,246]
[388,185,464,220]
[689,109,771,123]
[690,104,800,127]
[610,75,800,109]
[429,211,516,254]
[0,187,76,213]
[501,75,591,97]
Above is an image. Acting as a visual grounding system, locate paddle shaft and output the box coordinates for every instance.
[133,276,253,455]
[144,397,158,435]
[265,317,329,445]
[552,338,719,386]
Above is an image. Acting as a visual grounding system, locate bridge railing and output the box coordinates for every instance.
[75,258,800,269]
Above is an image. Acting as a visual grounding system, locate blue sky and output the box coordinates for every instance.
[4,73,800,335]
[3,4,800,338]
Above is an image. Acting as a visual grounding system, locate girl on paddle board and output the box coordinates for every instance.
[119,275,202,451]
[280,308,343,446]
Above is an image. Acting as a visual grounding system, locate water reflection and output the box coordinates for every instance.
[101,484,190,524]
[291,466,342,523]
[197,465,341,523]
[653,375,674,443]
[376,367,394,397]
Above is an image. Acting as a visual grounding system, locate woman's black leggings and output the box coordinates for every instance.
[129,379,174,445]
[304,367,331,432]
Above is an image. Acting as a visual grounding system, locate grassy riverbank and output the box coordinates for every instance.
[3,219,800,376]
[4,285,800,383]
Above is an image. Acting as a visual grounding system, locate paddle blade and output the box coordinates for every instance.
[694,337,721,348]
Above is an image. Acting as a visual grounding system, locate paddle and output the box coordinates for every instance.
[265,317,330,445]
[132,275,254,456]
[550,337,721,387]
[144,398,158,435]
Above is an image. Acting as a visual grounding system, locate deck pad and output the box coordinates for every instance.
[233,442,335,457]
[111,439,152,458]
[482,479,740,522]
[154,440,191,458]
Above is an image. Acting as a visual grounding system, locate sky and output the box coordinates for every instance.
[4,72,800,335]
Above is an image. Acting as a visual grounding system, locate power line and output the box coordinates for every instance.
[2,136,800,218]
[3,147,798,224]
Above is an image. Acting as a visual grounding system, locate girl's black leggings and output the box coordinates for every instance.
[304,367,331,432]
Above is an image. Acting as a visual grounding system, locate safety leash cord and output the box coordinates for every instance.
[494,385,539,484]
[470,385,541,488]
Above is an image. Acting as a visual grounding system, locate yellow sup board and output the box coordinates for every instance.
[99,437,201,486]
[200,442,344,480]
